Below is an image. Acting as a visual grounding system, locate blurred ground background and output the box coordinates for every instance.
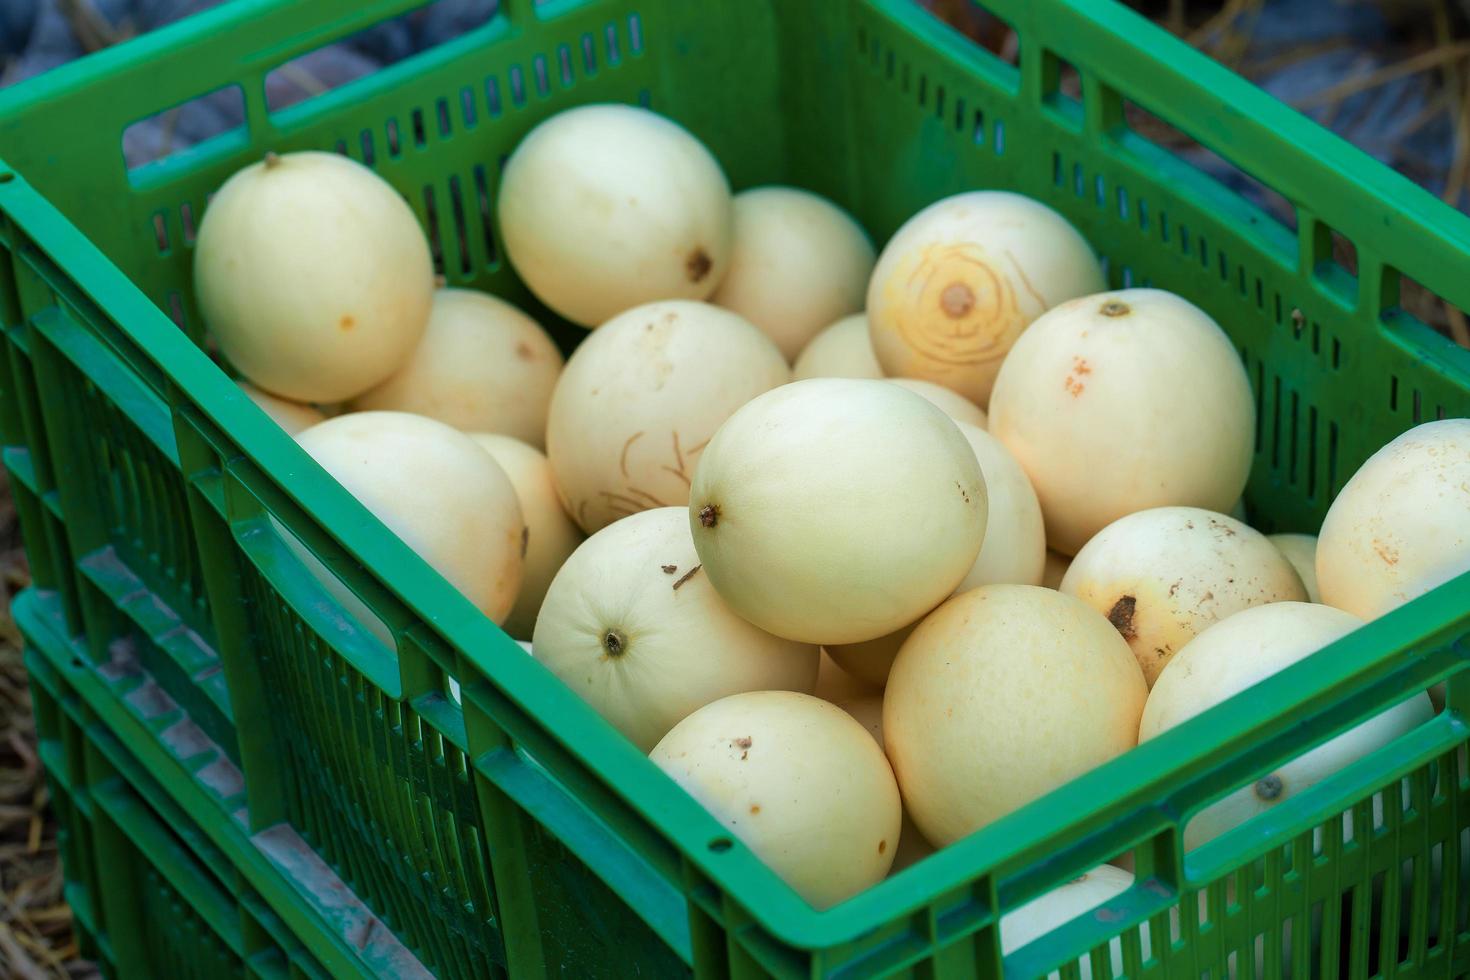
[0,0,1467,974]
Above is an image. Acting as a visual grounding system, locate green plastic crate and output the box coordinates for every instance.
[2,0,1470,976]
[27,599,333,979]
[18,587,441,978]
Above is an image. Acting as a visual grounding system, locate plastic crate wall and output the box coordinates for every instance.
[1,0,1470,977]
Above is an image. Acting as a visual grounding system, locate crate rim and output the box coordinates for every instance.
[3,0,1470,957]
[7,0,1470,297]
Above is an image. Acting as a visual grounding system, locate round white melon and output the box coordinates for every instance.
[533,507,817,752]
[1317,419,1470,619]
[650,690,901,907]
[296,412,524,623]
[1268,533,1321,604]
[689,379,987,644]
[711,187,875,360]
[353,289,563,447]
[498,104,732,326]
[989,289,1254,555]
[887,379,987,428]
[792,314,884,381]
[237,381,324,436]
[1142,602,1433,849]
[469,434,584,640]
[546,301,788,534]
[867,191,1104,405]
[953,423,1045,591]
[1061,507,1306,686]
[195,151,433,402]
[884,585,1146,846]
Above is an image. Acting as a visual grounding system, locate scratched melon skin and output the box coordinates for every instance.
[650,690,900,908]
[989,289,1254,556]
[545,301,789,535]
[866,191,1104,406]
[1060,507,1308,687]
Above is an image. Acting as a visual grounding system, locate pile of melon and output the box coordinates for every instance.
[195,105,1468,924]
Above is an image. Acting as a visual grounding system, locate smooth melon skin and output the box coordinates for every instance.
[532,508,817,752]
[468,435,584,641]
[827,423,1043,687]
[498,104,733,327]
[1142,602,1433,849]
[689,378,987,645]
[1316,419,1470,620]
[887,379,987,428]
[867,191,1105,406]
[952,423,1045,592]
[237,381,324,436]
[884,585,1146,847]
[195,151,433,403]
[1268,533,1321,603]
[547,301,789,535]
[988,289,1255,555]
[296,412,524,624]
[711,187,876,360]
[650,691,901,908]
[1061,507,1307,687]
[353,289,563,448]
[792,314,884,381]
[829,693,935,875]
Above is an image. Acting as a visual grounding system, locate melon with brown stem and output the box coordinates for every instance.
[195,151,433,403]
[989,289,1255,555]
[533,507,817,752]
[498,104,733,327]
[689,378,987,645]
[1061,506,1306,686]
[866,191,1104,406]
